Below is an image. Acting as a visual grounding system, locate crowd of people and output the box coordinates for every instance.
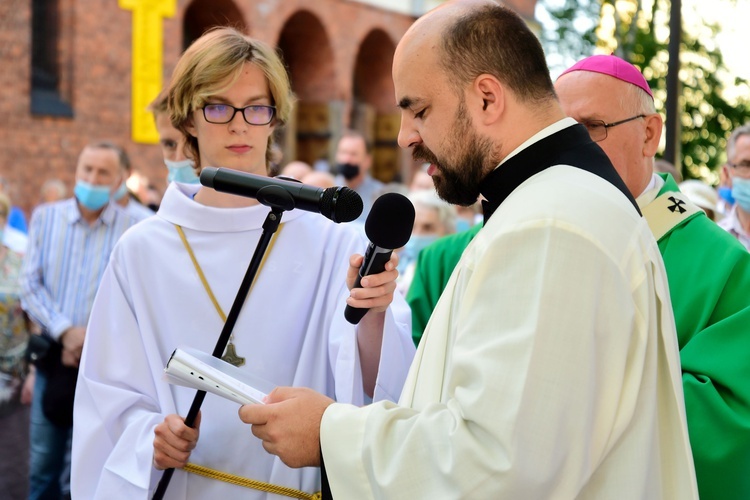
[1,0,749,499]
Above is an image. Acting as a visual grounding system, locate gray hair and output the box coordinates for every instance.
[408,189,457,234]
[622,83,656,116]
[41,179,68,199]
[727,123,750,162]
[85,141,131,173]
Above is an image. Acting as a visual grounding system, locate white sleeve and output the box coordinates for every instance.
[324,231,414,406]
[71,257,184,499]
[371,291,414,403]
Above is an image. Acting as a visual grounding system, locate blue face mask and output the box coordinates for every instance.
[166,159,199,184]
[409,234,440,256]
[112,182,128,201]
[398,234,440,274]
[455,219,472,233]
[718,186,735,206]
[731,177,750,212]
[74,181,112,211]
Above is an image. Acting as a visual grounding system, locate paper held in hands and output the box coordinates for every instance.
[164,347,274,405]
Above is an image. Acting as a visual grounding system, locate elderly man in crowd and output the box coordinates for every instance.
[718,123,750,250]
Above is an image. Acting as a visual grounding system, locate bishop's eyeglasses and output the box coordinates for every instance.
[202,104,276,126]
[581,114,646,143]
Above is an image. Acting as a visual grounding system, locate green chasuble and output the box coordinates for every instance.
[648,173,750,499]
[406,223,482,346]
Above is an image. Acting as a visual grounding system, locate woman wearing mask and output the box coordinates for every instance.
[397,189,456,295]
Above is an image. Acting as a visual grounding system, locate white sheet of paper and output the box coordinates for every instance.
[164,347,273,405]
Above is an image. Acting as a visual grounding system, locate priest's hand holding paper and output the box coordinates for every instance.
[153,412,202,470]
[239,387,333,468]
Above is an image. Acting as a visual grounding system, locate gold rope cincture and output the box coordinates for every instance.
[175,223,283,367]
[183,463,322,500]
[176,224,321,499]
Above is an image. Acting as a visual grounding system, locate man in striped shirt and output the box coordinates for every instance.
[20,141,141,500]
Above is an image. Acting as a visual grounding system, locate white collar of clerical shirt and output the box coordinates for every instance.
[635,173,666,208]
[479,119,639,223]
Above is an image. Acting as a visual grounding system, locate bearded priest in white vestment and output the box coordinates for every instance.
[239,3,698,499]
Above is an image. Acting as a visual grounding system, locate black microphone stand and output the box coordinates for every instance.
[152,202,286,500]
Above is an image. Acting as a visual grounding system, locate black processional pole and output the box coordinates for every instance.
[152,200,288,499]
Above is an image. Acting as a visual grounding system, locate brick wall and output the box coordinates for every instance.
[0,0,418,217]
[1,0,538,217]
[1,0,167,217]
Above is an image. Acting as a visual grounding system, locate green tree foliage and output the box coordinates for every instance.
[538,0,600,75]
[540,0,750,180]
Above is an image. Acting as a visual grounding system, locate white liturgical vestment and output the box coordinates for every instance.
[71,182,414,499]
[320,120,698,499]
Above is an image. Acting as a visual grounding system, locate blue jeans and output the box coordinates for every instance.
[28,369,72,500]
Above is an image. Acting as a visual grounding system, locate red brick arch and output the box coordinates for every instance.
[0,0,498,213]
[353,29,397,114]
[275,10,338,166]
[276,10,336,103]
[182,0,247,50]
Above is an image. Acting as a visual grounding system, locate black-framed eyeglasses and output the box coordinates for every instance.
[728,160,750,176]
[202,103,276,126]
[581,114,646,143]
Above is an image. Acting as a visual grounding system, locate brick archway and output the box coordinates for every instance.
[277,10,337,167]
[352,29,400,182]
[353,29,396,114]
[182,0,247,50]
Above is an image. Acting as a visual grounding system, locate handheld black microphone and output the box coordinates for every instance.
[345,192,415,325]
[200,167,363,223]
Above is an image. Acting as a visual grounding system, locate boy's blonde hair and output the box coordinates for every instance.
[168,27,295,171]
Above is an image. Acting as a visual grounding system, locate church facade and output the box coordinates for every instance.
[0,0,538,214]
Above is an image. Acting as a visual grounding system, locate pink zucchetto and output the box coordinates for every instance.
[558,54,653,99]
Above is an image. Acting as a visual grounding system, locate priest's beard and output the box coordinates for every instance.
[412,101,497,206]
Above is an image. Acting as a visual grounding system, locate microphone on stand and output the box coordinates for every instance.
[345,192,415,324]
[200,167,363,223]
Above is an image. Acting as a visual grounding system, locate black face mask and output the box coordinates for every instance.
[337,163,360,180]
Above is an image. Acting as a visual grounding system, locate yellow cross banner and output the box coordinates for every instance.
[119,0,176,144]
